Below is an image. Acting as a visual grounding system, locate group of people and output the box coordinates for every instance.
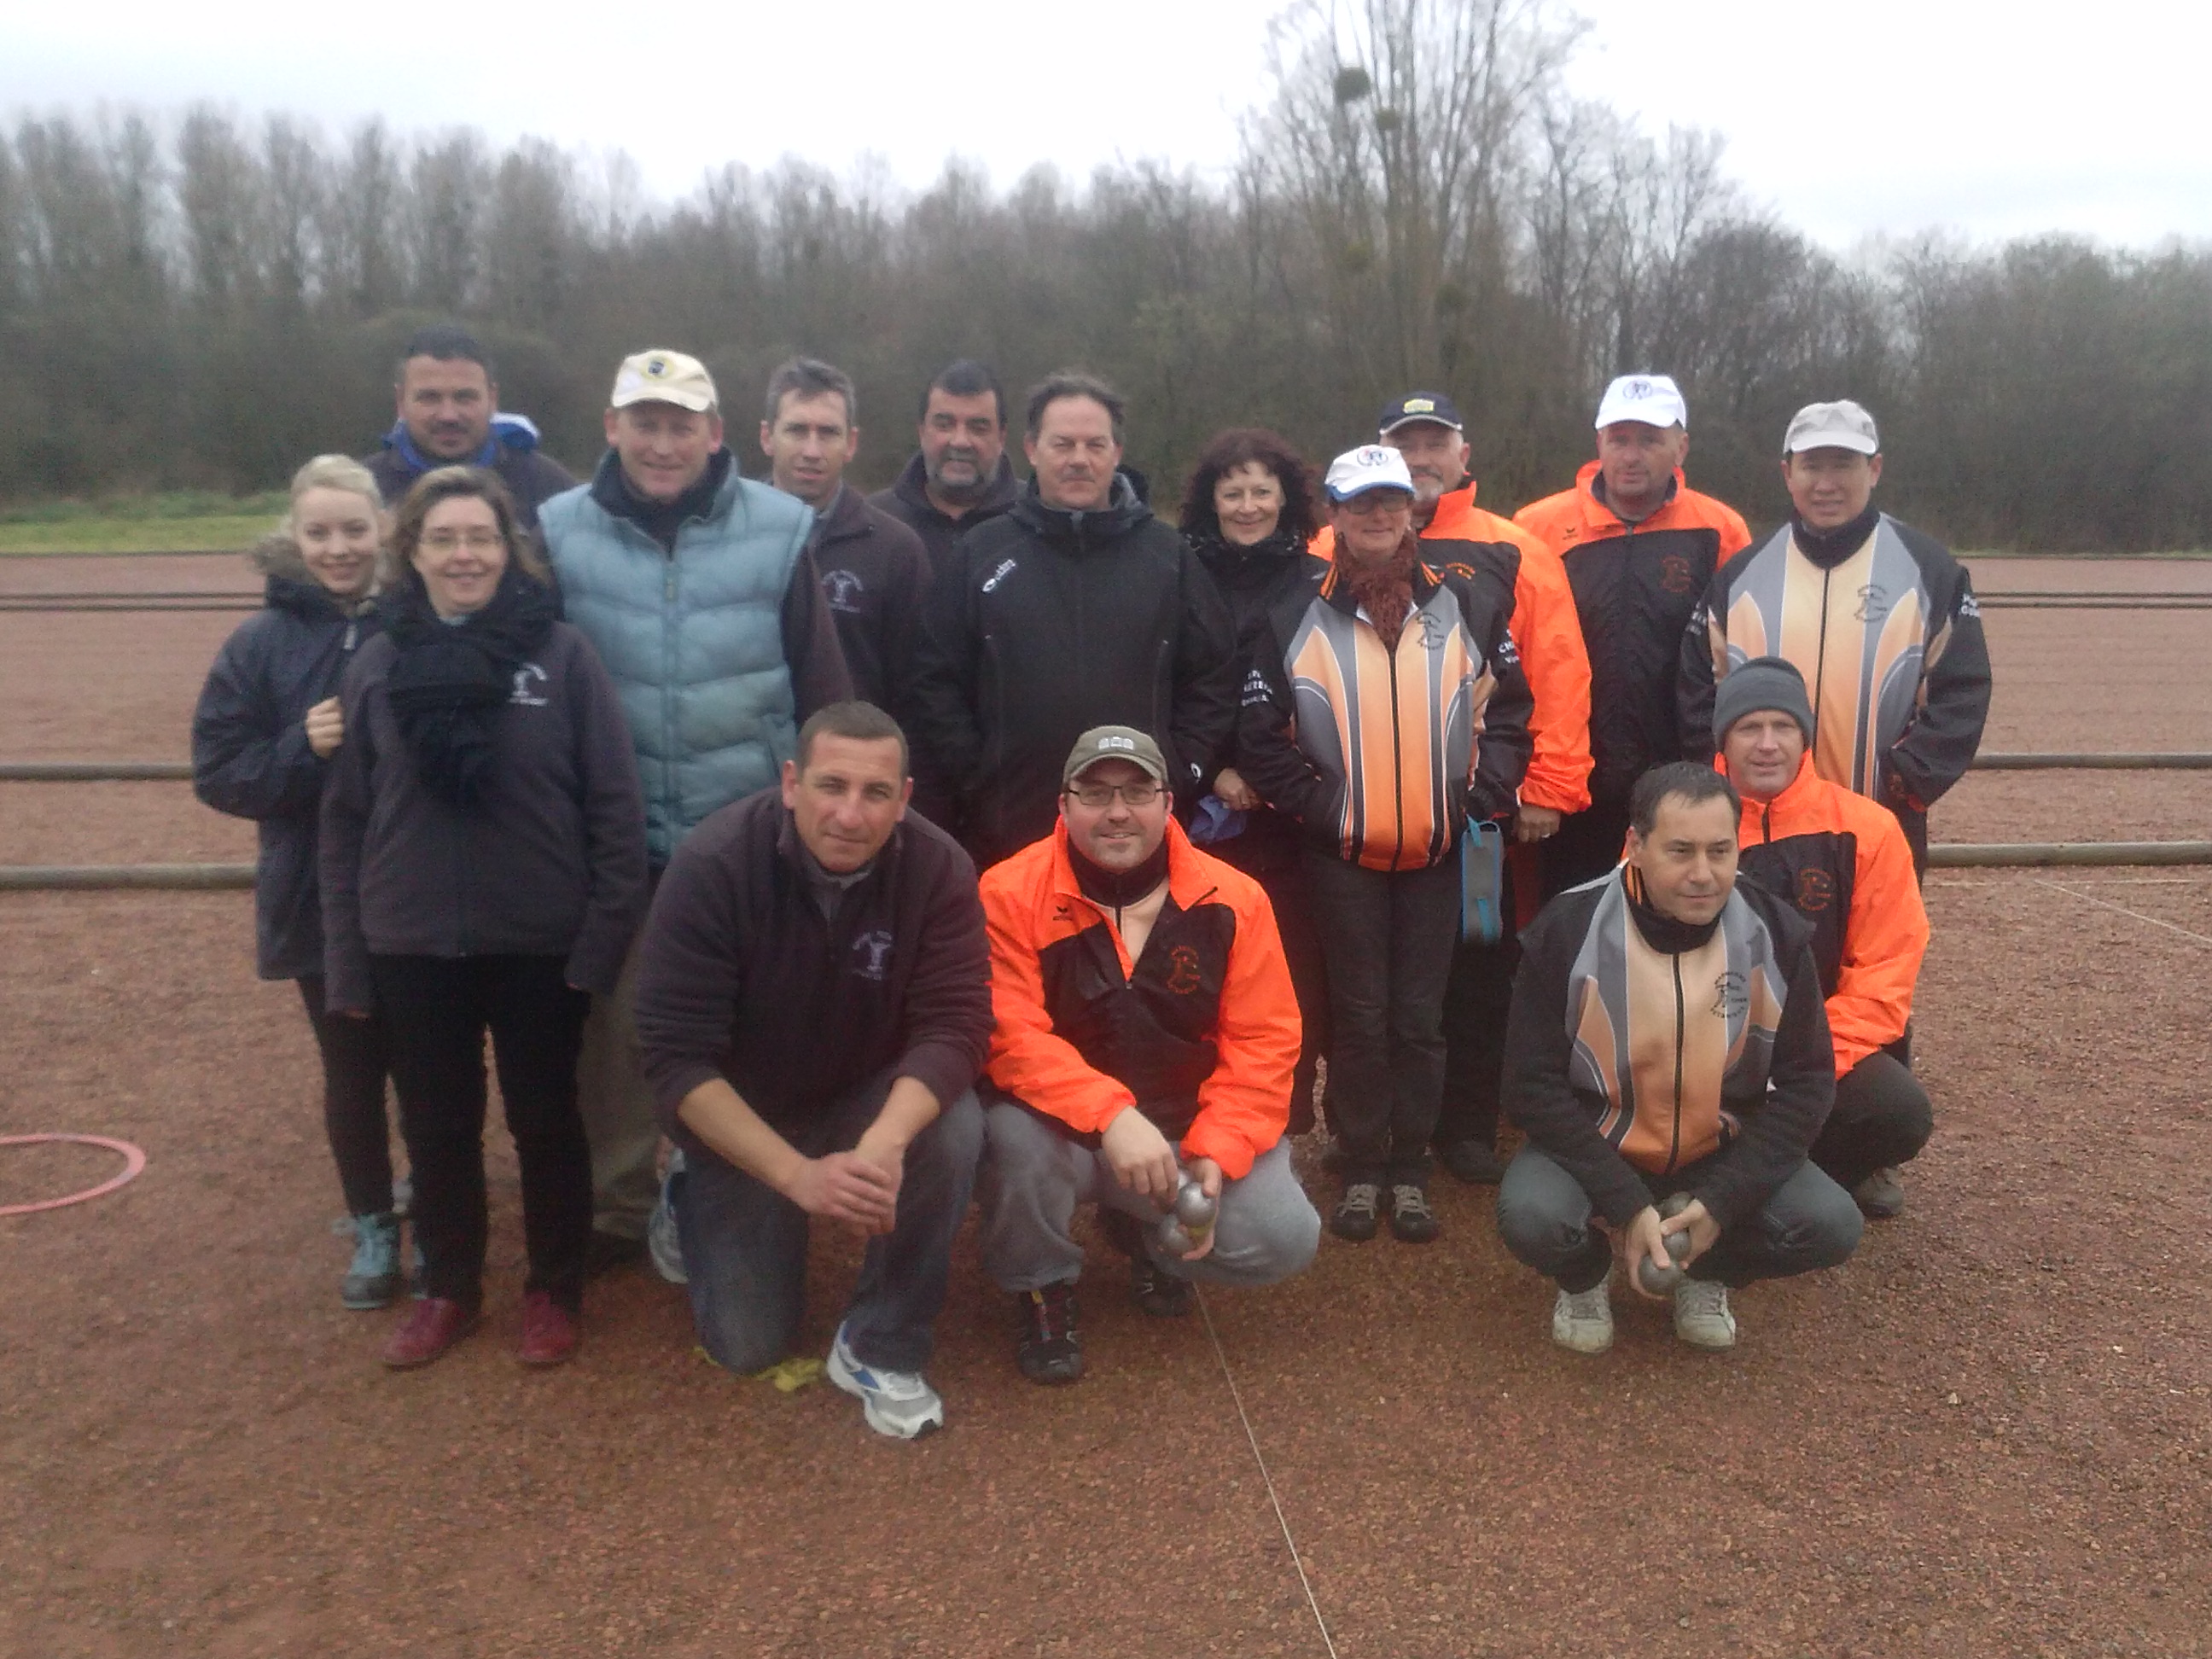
[190,323,1991,1436]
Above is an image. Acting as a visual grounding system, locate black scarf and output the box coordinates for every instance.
[1068,835,1171,912]
[1623,866,1724,955]
[1790,501,1882,568]
[382,566,559,807]
[593,447,732,552]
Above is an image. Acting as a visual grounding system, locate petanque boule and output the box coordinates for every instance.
[1155,1174,1218,1254]
[1637,1194,1695,1295]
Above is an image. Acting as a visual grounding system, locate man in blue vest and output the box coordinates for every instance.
[539,348,850,1272]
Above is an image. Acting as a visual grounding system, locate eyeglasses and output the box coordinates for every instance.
[420,529,505,553]
[1067,780,1161,809]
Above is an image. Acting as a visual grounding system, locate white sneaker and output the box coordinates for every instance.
[1551,1271,1614,1354]
[1674,1278,1737,1349]
[647,1150,688,1285]
[827,1322,945,1440]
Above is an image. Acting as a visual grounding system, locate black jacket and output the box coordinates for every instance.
[869,450,1020,579]
[191,536,383,981]
[1505,867,1834,1231]
[365,437,575,533]
[905,474,1240,867]
[319,617,649,1014]
[807,484,934,715]
[631,791,992,1157]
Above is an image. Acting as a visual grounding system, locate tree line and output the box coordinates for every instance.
[3,0,2209,550]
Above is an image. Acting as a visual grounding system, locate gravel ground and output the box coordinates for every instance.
[2,560,2207,1657]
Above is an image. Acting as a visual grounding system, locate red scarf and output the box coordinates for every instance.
[1341,531,1418,648]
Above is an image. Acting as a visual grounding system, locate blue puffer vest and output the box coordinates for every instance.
[538,457,812,864]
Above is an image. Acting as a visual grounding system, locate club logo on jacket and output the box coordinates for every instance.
[1795,868,1835,912]
[509,663,549,706]
[981,558,1017,593]
[1659,553,1694,594]
[1166,945,1202,996]
[1711,970,1749,1020]
[822,568,866,614]
[1855,584,1891,623]
[851,930,895,982]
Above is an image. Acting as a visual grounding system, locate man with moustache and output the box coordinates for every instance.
[366,324,574,532]
[870,359,1022,577]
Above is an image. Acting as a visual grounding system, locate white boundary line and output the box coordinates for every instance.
[1196,1288,1339,1657]
[2031,876,2212,946]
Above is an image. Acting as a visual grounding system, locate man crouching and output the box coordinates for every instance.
[979,726,1320,1383]
[1496,760,1861,1353]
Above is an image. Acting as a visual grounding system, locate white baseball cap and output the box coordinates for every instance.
[1783,399,1879,456]
[1595,374,1687,431]
[610,349,718,413]
[1324,445,1417,502]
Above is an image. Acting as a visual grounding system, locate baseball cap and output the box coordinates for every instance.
[610,349,718,413]
[1324,445,1417,503]
[1783,399,1879,457]
[1063,725,1169,789]
[1595,374,1688,431]
[1376,392,1463,436]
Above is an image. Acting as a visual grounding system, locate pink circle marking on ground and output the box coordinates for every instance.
[0,1134,148,1216]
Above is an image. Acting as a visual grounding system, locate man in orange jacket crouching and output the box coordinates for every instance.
[976,727,1320,1385]
[1717,657,1935,1220]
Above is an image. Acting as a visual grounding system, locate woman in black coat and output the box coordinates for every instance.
[193,455,401,1309]
[1177,429,1330,1133]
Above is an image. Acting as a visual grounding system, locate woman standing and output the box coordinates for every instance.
[321,468,648,1370]
[194,455,402,1309]
[1177,429,1329,1133]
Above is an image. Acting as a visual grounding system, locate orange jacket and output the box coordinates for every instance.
[980,816,1301,1179]
[1313,482,1592,814]
[1727,753,1928,1074]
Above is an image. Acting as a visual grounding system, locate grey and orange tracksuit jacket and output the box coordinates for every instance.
[1515,464,1749,805]
[1314,483,1592,817]
[1732,754,1930,1077]
[1504,866,1833,1229]
[981,818,1301,1179]
[1679,509,1991,833]
[1235,549,1535,873]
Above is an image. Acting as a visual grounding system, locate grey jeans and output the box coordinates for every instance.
[978,1098,1320,1293]
[575,933,663,1239]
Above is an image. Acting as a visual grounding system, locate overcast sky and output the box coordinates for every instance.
[3,0,2202,250]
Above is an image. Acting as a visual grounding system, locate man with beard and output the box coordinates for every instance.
[870,359,1021,577]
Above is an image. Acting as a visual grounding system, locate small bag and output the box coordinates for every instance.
[1459,818,1506,945]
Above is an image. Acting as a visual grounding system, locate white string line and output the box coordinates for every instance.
[2031,877,2212,946]
[1195,1287,1340,1659]
[1930,875,2211,888]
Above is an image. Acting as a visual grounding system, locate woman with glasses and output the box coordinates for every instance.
[321,467,648,1370]
[1175,429,1330,1133]
[194,455,400,1309]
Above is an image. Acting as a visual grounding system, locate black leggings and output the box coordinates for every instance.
[370,955,592,1311]
[296,975,395,1218]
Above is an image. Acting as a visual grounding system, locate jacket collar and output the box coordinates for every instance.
[1419,480,1484,539]
[774,804,904,895]
[1046,815,1215,914]
[892,449,1019,527]
[1725,749,1818,824]
[588,446,738,533]
[811,481,871,546]
[1570,460,1689,534]
[1007,472,1151,548]
[1318,531,1441,614]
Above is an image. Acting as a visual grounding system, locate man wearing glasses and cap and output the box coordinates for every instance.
[1516,374,1752,893]
[975,726,1318,1385]
[1679,399,1990,875]
[538,347,851,1277]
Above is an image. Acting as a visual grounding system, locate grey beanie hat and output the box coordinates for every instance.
[1713,655,1814,747]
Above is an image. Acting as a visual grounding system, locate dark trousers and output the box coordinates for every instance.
[1810,1050,1934,1191]
[1305,851,1461,1184]
[1496,1144,1863,1292]
[1542,794,1633,899]
[296,975,394,1218]
[369,954,592,1311]
[1891,802,1930,881]
[674,1071,985,1375]
[1435,850,1525,1154]
[1207,835,1330,1134]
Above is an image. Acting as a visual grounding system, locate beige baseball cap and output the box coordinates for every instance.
[1063,725,1170,789]
[1783,399,1879,457]
[610,349,718,413]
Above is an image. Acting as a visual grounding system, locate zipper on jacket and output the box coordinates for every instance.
[1387,630,1407,864]
[1810,563,1831,761]
[1668,953,1685,1171]
[661,539,683,847]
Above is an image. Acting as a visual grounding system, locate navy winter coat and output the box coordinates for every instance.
[191,535,382,981]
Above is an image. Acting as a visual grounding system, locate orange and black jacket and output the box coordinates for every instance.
[981,817,1301,1179]
[1730,754,1930,1076]
[1516,463,1750,804]
[1314,483,1592,814]
[1679,507,1991,814]
[1237,549,1534,872]
[1505,865,1833,1229]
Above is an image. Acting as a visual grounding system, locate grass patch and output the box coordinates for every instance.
[0,493,285,555]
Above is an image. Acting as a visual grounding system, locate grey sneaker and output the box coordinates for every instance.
[1674,1278,1738,1349]
[1854,1166,1906,1219]
[341,1213,402,1310]
[1330,1181,1382,1242]
[648,1150,688,1285]
[1551,1271,1614,1354]
[827,1322,945,1440]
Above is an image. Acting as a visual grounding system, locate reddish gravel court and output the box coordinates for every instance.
[3,555,2208,1656]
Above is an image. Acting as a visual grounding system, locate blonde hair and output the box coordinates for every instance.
[265,454,387,588]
